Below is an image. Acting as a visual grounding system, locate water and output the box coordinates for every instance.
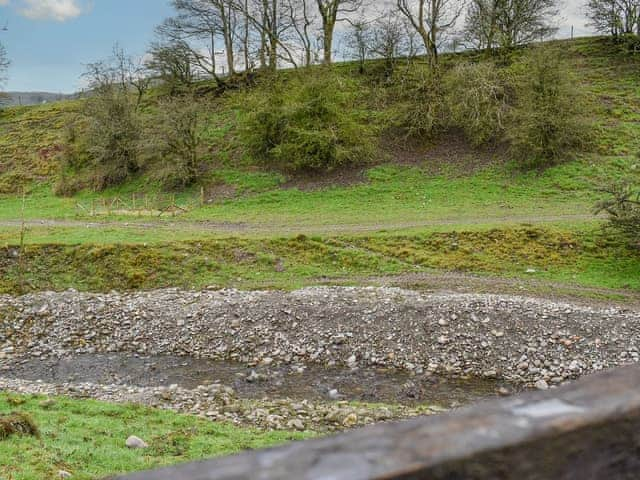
[1,353,516,407]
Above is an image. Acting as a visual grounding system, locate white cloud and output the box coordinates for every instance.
[19,0,84,22]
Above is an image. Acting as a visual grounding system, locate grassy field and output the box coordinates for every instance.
[1,225,638,295]
[0,393,307,480]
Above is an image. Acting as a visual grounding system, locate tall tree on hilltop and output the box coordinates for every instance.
[463,0,559,52]
[315,0,365,64]
[156,0,238,80]
[0,42,8,107]
[586,0,640,37]
[397,0,464,67]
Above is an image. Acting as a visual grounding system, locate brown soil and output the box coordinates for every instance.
[280,129,507,192]
[382,129,508,176]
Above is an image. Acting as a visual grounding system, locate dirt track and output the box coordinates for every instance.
[0,213,598,235]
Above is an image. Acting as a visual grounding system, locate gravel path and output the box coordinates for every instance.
[1,287,638,388]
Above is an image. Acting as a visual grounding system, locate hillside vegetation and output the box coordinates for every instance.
[0,38,636,199]
[0,37,638,296]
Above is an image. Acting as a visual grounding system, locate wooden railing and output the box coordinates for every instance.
[116,365,640,480]
[75,189,206,217]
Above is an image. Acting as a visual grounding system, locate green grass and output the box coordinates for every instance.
[0,159,624,226]
[1,225,638,294]
[0,393,307,480]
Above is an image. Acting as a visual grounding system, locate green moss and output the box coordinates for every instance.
[0,226,637,294]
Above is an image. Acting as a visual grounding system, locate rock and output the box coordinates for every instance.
[126,435,149,449]
[497,387,512,396]
[58,470,72,479]
[328,389,340,400]
[286,419,305,431]
[535,379,549,391]
[39,398,56,409]
[246,370,264,383]
[342,413,358,428]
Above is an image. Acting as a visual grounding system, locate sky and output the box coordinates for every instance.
[0,0,173,93]
[0,0,593,94]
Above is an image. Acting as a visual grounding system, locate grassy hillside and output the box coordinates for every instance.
[0,37,638,296]
[0,37,637,221]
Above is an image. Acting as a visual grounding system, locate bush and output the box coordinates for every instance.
[444,62,511,146]
[151,95,203,190]
[244,73,376,172]
[506,48,590,168]
[596,180,640,249]
[390,66,448,139]
[84,88,141,189]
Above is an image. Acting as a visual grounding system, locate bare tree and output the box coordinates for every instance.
[397,0,464,66]
[463,0,500,50]
[240,0,253,69]
[0,43,7,81]
[285,0,319,66]
[146,40,197,92]
[0,42,9,108]
[157,0,238,80]
[84,45,151,107]
[232,0,300,70]
[316,0,365,64]
[370,13,407,77]
[463,0,559,51]
[586,0,639,36]
[345,17,372,72]
[110,46,151,107]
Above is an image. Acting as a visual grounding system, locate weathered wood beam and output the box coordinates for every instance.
[116,365,640,480]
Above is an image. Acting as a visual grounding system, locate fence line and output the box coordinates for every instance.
[75,187,206,217]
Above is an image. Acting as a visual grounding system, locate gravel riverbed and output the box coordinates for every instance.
[1,286,638,387]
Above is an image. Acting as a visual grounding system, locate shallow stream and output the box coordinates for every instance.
[0,353,518,407]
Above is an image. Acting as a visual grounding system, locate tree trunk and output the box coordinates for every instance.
[323,22,334,64]
[243,0,250,70]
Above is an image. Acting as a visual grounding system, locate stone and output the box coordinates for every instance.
[498,387,512,396]
[126,435,149,449]
[287,419,305,431]
[58,470,72,479]
[342,413,358,428]
[39,398,56,409]
[535,380,549,391]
